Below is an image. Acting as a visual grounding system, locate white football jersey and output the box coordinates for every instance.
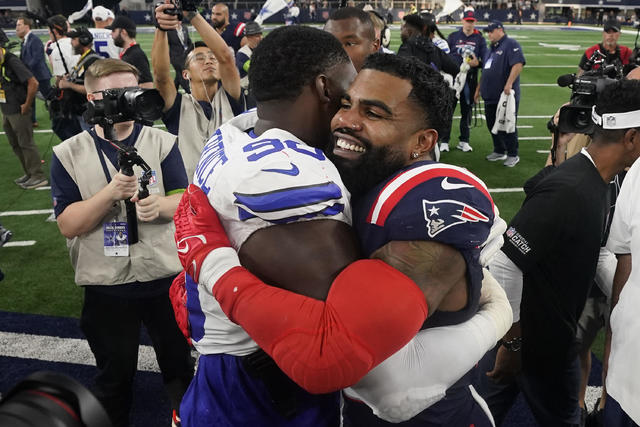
[47,37,79,77]
[187,110,352,356]
[89,28,122,59]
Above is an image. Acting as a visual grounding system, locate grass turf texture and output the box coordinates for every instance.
[0,25,619,357]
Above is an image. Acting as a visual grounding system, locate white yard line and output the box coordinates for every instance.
[3,241,37,247]
[519,136,551,140]
[488,188,524,193]
[0,331,160,373]
[0,209,54,216]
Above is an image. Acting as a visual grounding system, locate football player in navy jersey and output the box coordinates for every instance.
[329,53,497,426]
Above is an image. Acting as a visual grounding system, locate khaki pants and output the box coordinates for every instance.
[3,111,45,180]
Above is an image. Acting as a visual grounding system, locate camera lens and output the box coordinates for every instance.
[574,109,591,131]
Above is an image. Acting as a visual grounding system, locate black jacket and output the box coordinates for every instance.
[398,35,459,77]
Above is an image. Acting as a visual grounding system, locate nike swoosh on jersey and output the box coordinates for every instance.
[176,235,207,253]
[441,177,475,191]
[261,163,300,176]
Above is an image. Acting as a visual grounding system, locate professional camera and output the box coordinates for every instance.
[84,87,164,140]
[164,0,203,18]
[555,51,621,134]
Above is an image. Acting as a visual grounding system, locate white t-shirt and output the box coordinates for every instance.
[606,158,640,424]
[47,37,80,76]
[89,28,122,59]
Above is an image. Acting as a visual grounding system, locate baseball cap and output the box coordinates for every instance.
[92,6,115,21]
[244,21,262,36]
[106,15,136,32]
[604,21,620,32]
[67,27,93,44]
[462,10,476,22]
[484,20,504,32]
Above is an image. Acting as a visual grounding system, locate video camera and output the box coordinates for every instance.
[85,87,163,244]
[164,0,203,18]
[555,50,622,134]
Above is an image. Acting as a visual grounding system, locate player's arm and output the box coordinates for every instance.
[186,11,241,100]
[152,2,178,112]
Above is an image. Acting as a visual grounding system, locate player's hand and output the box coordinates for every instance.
[486,344,521,384]
[467,54,479,68]
[169,270,192,345]
[109,172,139,202]
[133,193,160,222]
[174,184,232,282]
[155,0,180,31]
[479,205,507,267]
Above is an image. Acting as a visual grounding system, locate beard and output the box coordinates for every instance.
[113,34,125,48]
[73,44,83,55]
[212,19,225,29]
[328,130,407,200]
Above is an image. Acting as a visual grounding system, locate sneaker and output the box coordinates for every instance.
[486,152,507,161]
[14,175,29,185]
[440,142,450,152]
[504,156,520,167]
[0,226,12,247]
[456,141,473,152]
[20,177,48,189]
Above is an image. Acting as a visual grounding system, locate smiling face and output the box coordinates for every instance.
[329,69,428,196]
[324,17,377,72]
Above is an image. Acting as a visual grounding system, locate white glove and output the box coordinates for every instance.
[479,204,507,267]
[344,269,512,423]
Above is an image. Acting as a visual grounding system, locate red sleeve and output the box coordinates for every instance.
[212,259,428,394]
[621,46,633,65]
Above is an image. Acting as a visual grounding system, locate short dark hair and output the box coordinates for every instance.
[193,41,207,48]
[593,78,640,142]
[402,14,425,33]
[328,7,375,41]
[249,25,350,102]
[184,41,211,68]
[362,53,454,136]
[47,15,68,36]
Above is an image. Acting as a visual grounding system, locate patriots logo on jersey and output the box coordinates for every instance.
[422,199,490,238]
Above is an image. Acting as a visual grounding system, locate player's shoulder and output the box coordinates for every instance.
[365,161,493,226]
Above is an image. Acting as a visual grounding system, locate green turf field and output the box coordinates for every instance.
[0,25,627,349]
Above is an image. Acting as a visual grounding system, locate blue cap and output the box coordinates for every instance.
[484,20,504,32]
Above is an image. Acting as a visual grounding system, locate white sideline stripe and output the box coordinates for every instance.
[520,136,551,140]
[0,331,161,373]
[521,83,559,86]
[36,186,51,191]
[0,209,54,216]
[488,188,524,193]
[3,241,37,247]
[537,150,551,153]
[526,65,578,68]
[518,125,533,128]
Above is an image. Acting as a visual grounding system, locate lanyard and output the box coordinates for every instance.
[119,42,137,59]
[94,138,113,184]
[0,48,10,83]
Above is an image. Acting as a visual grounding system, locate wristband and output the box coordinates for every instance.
[499,336,522,352]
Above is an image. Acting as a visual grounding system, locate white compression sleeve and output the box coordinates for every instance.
[488,250,523,322]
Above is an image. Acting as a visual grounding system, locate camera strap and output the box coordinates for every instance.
[94,138,113,184]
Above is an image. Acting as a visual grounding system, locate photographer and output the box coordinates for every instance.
[152,0,244,182]
[475,79,640,426]
[578,22,632,76]
[57,27,101,131]
[49,59,194,427]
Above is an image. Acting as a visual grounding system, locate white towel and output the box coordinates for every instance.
[491,91,517,134]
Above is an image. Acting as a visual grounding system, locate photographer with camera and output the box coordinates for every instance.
[0,33,48,190]
[57,27,101,131]
[152,0,244,182]
[49,58,194,427]
[474,78,640,427]
[578,22,632,76]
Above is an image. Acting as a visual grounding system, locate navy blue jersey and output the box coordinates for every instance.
[354,160,494,328]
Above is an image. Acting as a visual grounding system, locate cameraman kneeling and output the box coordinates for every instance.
[49,59,194,427]
[152,0,245,182]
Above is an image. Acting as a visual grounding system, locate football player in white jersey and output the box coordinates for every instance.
[172,25,510,426]
[89,6,122,59]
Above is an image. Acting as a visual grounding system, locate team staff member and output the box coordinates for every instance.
[480,79,640,426]
[477,20,525,167]
[0,40,47,189]
[211,3,246,52]
[153,0,244,182]
[578,22,631,75]
[107,15,153,88]
[235,20,262,106]
[49,59,194,427]
[446,9,486,153]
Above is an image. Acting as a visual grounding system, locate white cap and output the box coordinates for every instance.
[92,6,115,21]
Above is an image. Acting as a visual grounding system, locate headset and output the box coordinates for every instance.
[368,10,391,49]
[77,27,93,47]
